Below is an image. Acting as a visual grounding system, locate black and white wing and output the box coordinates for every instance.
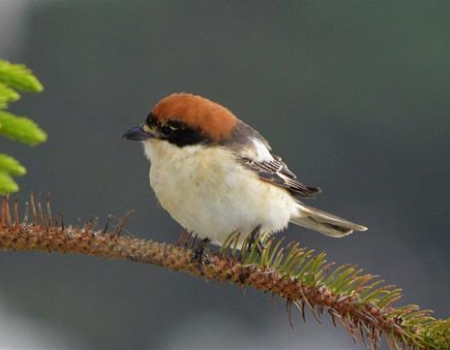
[239,154,321,198]
[225,121,321,198]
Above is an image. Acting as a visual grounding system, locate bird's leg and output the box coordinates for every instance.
[247,225,266,254]
[177,228,193,247]
[191,237,211,273]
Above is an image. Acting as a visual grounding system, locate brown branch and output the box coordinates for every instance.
[0,217,418,347]
[0,197,448,350]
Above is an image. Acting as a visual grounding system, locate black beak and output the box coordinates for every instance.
[122,125,152,141]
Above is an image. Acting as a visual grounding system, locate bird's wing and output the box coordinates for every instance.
[225,121,321,198]
[238,154,321,198]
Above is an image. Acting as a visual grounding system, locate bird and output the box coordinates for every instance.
[123,93,367,249]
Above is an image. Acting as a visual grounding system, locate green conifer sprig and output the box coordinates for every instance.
[0,111,47,145]
[0,59,46,194]
[0,59,43,93]
[224,234,450,349]
[0,82,20,109]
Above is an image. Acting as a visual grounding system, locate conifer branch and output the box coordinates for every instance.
[0,196,448,350]
[0,59,46,194]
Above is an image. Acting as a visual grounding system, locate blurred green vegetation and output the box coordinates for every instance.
[0,59,46,194]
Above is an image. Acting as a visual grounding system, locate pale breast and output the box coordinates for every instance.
[144,140,296,245]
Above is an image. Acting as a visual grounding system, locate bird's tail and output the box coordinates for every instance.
[291,203,367,238]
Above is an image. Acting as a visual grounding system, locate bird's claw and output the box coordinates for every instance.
[191,238,211,274]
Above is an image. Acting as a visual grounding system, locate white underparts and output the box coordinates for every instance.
[143,140,298,246]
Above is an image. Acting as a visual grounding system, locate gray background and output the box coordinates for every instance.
[1,1,449,349]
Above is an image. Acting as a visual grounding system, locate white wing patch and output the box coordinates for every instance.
[251,138,274,162]
[228,122,321,198]
[239,155,321,197]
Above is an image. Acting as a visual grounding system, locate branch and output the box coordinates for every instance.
[0,196,448,350]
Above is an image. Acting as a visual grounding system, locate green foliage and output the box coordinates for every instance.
[0,154,26,177]
[0,82,20,109]
[0,59,46,195]
[0,60,43,93]
[223,234,450,350]
[0,111,47,145]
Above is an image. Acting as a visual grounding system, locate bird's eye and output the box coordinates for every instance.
[160,124,178,137]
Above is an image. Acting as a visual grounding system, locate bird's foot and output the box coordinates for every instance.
[191,238,211,274]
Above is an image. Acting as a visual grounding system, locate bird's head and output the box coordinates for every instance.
[122,93,238,147]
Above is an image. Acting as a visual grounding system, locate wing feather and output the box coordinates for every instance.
[225,121,321,198]
[239,157,321,198]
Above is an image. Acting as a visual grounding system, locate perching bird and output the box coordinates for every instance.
[123,93,367,248]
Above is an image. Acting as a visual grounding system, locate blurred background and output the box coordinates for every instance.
[1,1,449,349]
